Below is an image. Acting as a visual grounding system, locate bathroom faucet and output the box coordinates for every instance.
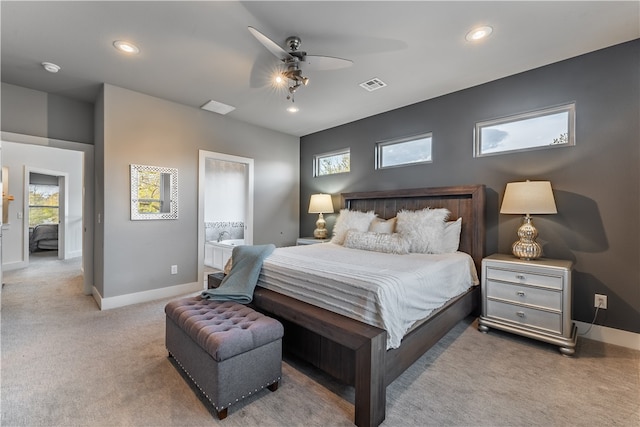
[217,231,230,242]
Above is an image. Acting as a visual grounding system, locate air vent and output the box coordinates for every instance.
[359,78,387,92]
[201,99,236,115]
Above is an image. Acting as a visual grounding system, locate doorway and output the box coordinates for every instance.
[0,134,94,295]
[197,150,254,286]
[25,169,67,261]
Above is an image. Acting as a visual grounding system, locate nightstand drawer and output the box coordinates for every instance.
[486,267,563,290]
[487,300,562,334]
[486,280,562,310]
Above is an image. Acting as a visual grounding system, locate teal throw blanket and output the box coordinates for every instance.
[201,244,275,304]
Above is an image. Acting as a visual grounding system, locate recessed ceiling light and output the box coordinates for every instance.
[287,106,299,113]
[465,26,493,42]
[42,62,61,73]
[113,40,140,54]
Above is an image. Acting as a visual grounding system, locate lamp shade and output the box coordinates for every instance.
[308,194,334,214]
[500,181,557,215]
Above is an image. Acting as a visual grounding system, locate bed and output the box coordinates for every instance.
[250,184,485,427]
[29,223,59,252]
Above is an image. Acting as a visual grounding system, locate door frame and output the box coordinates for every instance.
[23,167,68,261]
[197,150,254,286]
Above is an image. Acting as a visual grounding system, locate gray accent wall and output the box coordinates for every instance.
[300,40,639,334]
[95,84,299,298]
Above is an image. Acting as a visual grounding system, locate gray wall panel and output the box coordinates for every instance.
[1,82,94,144]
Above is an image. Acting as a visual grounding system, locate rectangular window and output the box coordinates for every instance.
[474,103,575,157]
[376,132,432,169]
[28,184,59,227]
[314,148,350,176]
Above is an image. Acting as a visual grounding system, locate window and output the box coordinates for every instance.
[314,148,350,176]
[29,184,59,227]
[376,133,432,169]
[474,103,575,157]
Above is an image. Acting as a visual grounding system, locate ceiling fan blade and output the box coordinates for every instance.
[248,26,293,62]
[304,55,353,71]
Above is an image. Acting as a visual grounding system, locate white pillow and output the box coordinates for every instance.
[442,217,462,253]
[331,209,376,245]
[343,230,410,255]
[395,208,450,253]
[368,217,397,234]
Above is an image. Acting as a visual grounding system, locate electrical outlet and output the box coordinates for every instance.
[594,294,607,309]
[171,265,178,275]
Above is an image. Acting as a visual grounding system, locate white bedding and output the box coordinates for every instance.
[257,243,479,349]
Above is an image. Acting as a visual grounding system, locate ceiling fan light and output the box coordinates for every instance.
[287,106,299,113]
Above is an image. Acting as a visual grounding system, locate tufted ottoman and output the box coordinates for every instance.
[165,296,283,419]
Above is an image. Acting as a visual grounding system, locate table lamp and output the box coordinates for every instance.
[308,194,334,239]
[500,180,557,260]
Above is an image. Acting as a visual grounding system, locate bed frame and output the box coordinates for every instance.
[251,184,486,427]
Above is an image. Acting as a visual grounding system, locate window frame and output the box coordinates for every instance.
[375,132,433,170]
[474,103,576,157]
[28,183,60,227]
[313,147,351,177]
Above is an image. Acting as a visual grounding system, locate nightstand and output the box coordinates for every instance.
[296,237,330,245]
[478,253,577,356]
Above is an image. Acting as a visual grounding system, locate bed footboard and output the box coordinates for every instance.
[251,288,387,427]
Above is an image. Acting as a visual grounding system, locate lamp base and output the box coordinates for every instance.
[512,215,543,260]
[313,213,328,239]
[313,228,328,239]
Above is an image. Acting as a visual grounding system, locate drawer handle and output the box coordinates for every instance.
[516,291,526,297]
[515,274,526,280]
[516,311,526,318]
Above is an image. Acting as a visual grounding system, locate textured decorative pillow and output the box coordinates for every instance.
[368,217,397,234]
[343,230,410,255]
[331,209,376,245]
[395,208,450,253]
[442,217,462,253]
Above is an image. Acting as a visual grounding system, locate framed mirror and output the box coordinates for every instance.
[130,164,178,220]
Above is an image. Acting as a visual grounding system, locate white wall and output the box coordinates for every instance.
[1,141,83,269]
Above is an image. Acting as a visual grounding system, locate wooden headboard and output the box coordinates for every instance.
[341,184,486,274]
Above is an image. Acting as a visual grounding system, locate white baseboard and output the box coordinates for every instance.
[2,261,28,271]
[575,321,640,351]
[65,250,82,259]
[93,281,202,310]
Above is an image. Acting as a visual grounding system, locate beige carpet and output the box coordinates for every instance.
[1,252,638,426]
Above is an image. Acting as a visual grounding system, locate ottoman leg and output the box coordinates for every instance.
[267,381,279,392]
[217,408,228,420]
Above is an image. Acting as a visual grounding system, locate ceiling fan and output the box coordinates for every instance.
[248,26,353,103]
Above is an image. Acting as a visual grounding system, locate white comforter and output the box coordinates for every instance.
[257,243,479,349]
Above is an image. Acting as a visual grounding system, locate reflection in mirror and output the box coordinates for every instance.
[130,164,178,220]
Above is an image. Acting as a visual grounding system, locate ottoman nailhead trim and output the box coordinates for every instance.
[169,351,281,413]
